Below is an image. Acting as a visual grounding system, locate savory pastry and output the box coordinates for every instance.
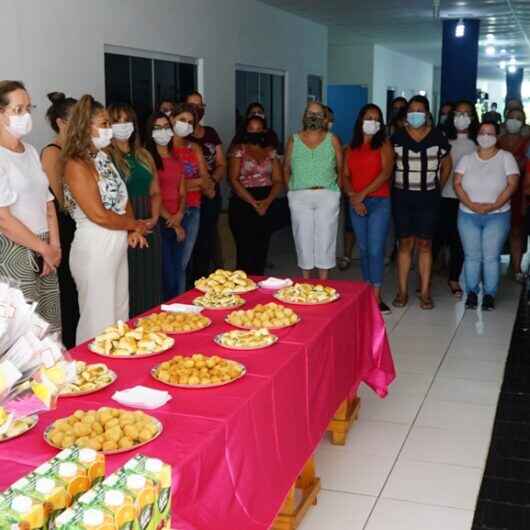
[215,329,277,349]
[275,283,338,304]
[90,321,173,357]
[60,361,116,396]
[195,269,256,295]
[153,353,245,387]
[226,302,300,329]
[193,292,245,310]
[138,312,211,334]
[46,407,160,452]
[0,416,37,441]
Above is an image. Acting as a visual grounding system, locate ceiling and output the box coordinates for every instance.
[260,0,530,81]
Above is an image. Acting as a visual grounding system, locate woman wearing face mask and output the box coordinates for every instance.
[144,113,187,300]
[455,121,519,310]
[228,116,283,274]
[108,103,162,316]
[185,91,226,279]
[434,100,479,297]
[41,91,79,347]
[159,99,176,118]
[284,101,343,279]
[437,101,454,134]
[231,103,281,154]
[0,80,62,333]
[63,95,147,344]
[391,95,452,309]
[387,97,408,136]
[499,108,530,282]
[169,104,214,291]
[342,104,393,313]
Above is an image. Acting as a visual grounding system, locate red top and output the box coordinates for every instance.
[347,143,390,198]
[158,155,183,215]
[173,145,202,208]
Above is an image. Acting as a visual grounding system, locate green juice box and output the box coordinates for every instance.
[0,489,46,529]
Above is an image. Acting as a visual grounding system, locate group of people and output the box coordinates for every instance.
[0,78,526,349]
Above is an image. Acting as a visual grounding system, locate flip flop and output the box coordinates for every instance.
[392,293,408,308]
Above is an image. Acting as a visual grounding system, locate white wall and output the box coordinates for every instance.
[372,45,434,118]
[477,79,506,116]
[328,44,373,100]
[0,0,327,149]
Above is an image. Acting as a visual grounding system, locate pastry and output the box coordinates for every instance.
[226,302,300,329]
[195,269,256,295]
[193,292,245,310]
[275,283,338,304]
[215,329,277,349]
[60,361,116,396]
[138,312,211,334]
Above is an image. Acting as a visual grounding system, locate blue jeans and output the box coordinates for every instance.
[457,210,511,297]
[180,207,200,294]
[349,197,391,287]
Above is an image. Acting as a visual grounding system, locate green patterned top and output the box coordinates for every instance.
[289,133,339,191]
[125,153,153,198]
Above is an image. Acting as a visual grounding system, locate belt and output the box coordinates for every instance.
[304,186,324,190]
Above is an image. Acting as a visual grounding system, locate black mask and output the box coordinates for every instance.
[196,107,205,121]
[244,132,266,146]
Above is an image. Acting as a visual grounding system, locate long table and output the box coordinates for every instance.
[0,280,395,530]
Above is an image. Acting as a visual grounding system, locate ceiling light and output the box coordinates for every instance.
[486,46,496,56]
[508,65,517,74]
[501,49,507,55]
[486,33,495,41]
[455,19,465,38]
[510,56,517,65]
[500,61,507,69]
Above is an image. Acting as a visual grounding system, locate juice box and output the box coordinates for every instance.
[0,490,46,529]
[34,460,91,505]
[54,448,106,486]
[54,506,116,530]
[122,456,171,530]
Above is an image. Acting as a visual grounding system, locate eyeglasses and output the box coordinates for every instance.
[4,104,36,116]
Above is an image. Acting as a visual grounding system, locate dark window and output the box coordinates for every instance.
[307,74,323,102]
[236,69,285,150]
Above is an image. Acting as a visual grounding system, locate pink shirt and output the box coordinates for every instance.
[233,146,276,188]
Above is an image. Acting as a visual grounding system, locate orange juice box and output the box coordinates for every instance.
[54,505,116,530]
[54,448,106,486]
[121,456,171,530]
[0,490,46,529]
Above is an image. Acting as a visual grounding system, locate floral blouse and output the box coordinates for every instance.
[232,146,276,188]
[65,150,128,222]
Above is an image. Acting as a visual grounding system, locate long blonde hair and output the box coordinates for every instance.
[107,103,154,178]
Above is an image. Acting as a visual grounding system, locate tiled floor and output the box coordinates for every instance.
[265,229,520,530]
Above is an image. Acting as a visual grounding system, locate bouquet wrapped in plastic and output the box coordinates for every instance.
[0,279,76,436]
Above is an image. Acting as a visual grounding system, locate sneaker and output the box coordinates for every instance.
[482,294,495,311]
[465,292,478,309]
[379,301,392,315]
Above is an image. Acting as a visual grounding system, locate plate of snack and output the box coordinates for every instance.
[44,407,162,454]
[60,361,117,397]
[195,269,257,295]
[214,329,278,350]
[193,292,246,310]
[274,283,340,305]
[0,415,38,443]
[88,321,174,358]
[137,312,212,334]
[151,353,246,388]
[226,303,300,330]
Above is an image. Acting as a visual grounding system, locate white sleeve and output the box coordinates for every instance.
[503,151,520,176]
[455,153,469,174]
[0,165,17,208]
[47,190,54,202]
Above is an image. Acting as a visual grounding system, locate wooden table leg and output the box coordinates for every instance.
[271,457,321,530]
[327,395,361,446]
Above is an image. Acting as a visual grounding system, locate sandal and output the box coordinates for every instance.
[392,293,408,308]
[338,256,352,271]
[448,281,463,299]
[419,296,434,310]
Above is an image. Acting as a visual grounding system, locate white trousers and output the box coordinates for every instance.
[288,189,341,270]
[70,221,129,344]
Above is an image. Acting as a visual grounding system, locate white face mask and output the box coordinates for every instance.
[111,122,134,141]
[5,113,33,139]
[92,128,113,150]
[506,118,523,134]
[454,114,471,132]
[163,111,172,118]
[173,120,194,138]
[363,120,381,136]
[152,129,173,146]
[477,134,497,149]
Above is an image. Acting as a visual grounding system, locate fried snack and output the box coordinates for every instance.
[193,292,245,310]
[46,407,160,453]
[0,416,37,441]
[60,361,116,396]
[153,354,245,387]
[90,321,173,357]
[275,283,338,304]
[215,329,277,349]
[194,269,256,295]
[138,312,211,334]
[226,302,300,329]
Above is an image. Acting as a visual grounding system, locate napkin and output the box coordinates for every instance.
[160,303,203,314]
[258,277,293,290]
[112,386,172,409]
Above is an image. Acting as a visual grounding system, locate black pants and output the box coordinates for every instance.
[433,197,464,283]
[228,186,273,275]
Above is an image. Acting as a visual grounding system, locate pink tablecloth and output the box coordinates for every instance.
[0,280,395,530]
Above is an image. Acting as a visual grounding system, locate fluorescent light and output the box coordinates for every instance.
[508,65,517,74]
[486,33,495,41]
[501,49,507,55]
[500,61,507,69]
[486,46,496,56]
[455,19,465,38]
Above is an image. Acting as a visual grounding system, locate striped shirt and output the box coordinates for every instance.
[392,128,451,192]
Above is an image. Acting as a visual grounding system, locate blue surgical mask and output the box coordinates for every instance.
[408,112,426,129]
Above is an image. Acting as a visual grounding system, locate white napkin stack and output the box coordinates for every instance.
[112,386,172,409]
[258,277,293,290]
[160,303,204,314]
